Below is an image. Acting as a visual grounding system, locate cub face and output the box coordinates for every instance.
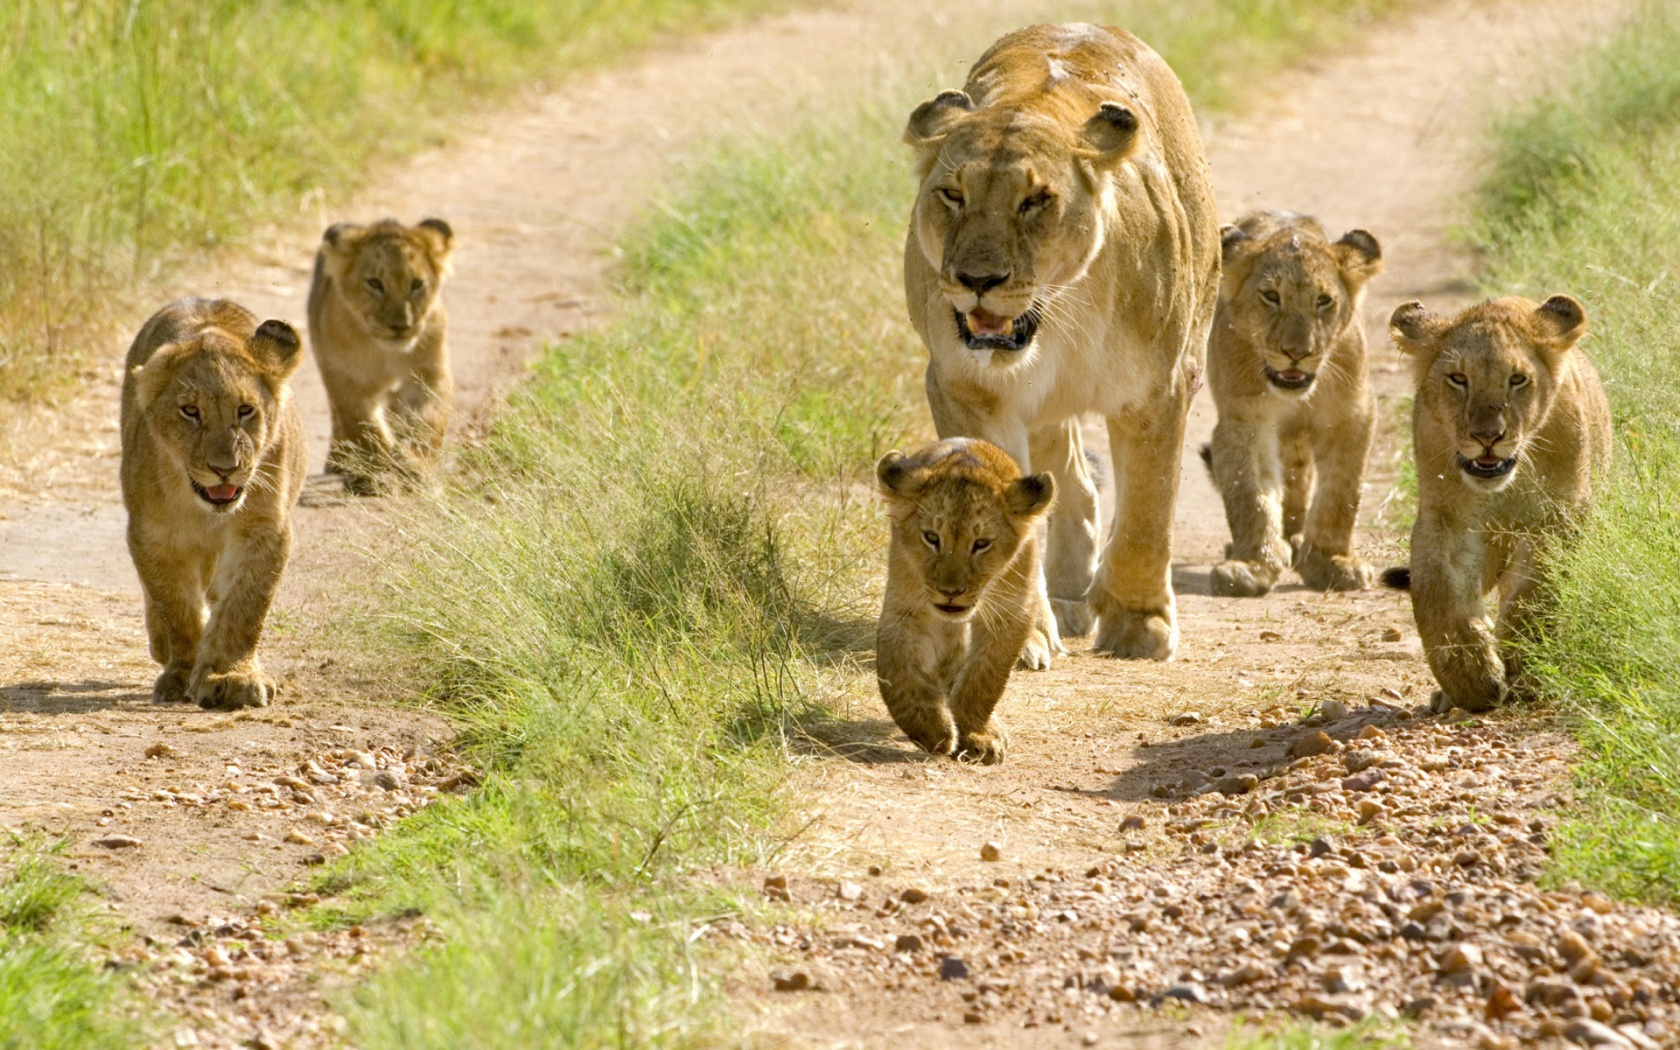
[1391,295,1588,493]
[1219,213,1382,396]
[319,218,453,343]
[877,439,1055,620]
[903,91,1142,362]
[129,320,302,514]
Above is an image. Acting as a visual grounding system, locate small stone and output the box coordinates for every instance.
[1357,799,1384,824]
[301,852,326,866]
[1381,627,1403,642]
[1216,774,1259,795]
[1343,751,1377,774]
[962,1011,984,1025]
[939,956,970,981]
[143,743,174,759]
[771,969,811,992]
[307,810,335,825]
[1223,964,1266,987]
[1308,837,1335,859]
[1343,769,1385,792]
[1160,983,1207,1005]
[1295,992,1366,1021]
[1563,1019,1635,1048]
[837,880,863,902]
[1321,699,1349,721]
[361,770,404,791]
[979,842,1002,862]
[1290,731,1334,758]
[92,835,141,849]
[1439,944,1483,974]
[894,934,923,953]
[900,887,929,904]
[1486,980,1523,1021]
[1357,725,1387,741]
[1259,630,1283,642]
[1107,984,1136,1003]
[763,874,789,901]
[1170,712,1202,727]
[1559,930,1594,965]
[1119,815,1146,832]
[1581,892,1614,915]
[347,751,377,769]
[284,829,315,846]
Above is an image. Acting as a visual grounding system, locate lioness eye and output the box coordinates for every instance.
[237,404,255,418]
[1316,294,1334,311]
[972,538,992,553]
[937,187,963,207]
[1019,192,1050,215]
[366,277,385,294]
[1510,374,1529,389]
[1260,289,1281,306]
[1448,373,1469,388]
[922,531,941,550]
[179,405,199,420]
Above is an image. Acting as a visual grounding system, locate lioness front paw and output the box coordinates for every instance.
[152,666,193,705]
[1297,548,1373,592]
[1093,608,1176,661]
[1429,681,1504,715]
[193,671,276,710]
[956,721,1008,765]
[1050,597,1096,638]
[1211,559,1276,598]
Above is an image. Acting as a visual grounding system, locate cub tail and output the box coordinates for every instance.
[1379,566,1411,591]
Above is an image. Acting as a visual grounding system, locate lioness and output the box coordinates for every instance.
[903,23,1219,666]
[307,217,454,495]
[876,439,1055,764]
[120,299,307,709]
[1386,295,1610,712]
[1206,212,1384,597]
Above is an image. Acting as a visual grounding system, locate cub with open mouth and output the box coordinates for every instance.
[120,298,308,710]
[875,439,1055,764]
[1203,211,1384,597]
[1383,294,1611,712]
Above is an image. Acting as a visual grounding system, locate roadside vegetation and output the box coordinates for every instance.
[0,0,784,404]
[1472,0,1680,903]
[323,0,1424,1044]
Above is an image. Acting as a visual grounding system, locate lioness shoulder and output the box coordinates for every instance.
[120,298,307,709]
[307,217,454,495]
[1205,211,1383,597]
[875,438,1055,764]
[1387,294,1611,712]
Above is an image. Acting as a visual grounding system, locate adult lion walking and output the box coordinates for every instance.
[903,24,1219,665]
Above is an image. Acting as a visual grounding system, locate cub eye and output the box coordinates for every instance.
[1447,373,1469,388]
[921,531,941,551]
[1019,192,1050,215]
[366,277,385,294]
[971,538,992,553]
[179,405,199,420]
[936,187,963,207]
[1315,294,1335,311]
[1509,374,1529,389]
[410,278,426,296]
[1260,289,1281,306]
[237,404,255,419]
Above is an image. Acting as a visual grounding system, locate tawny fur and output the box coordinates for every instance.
[1206,212,1384,597]
[902,23,1219,667]
[120,298,307,710]
[1389,295,1611,712]
[876,439,1055,764]
[307,217,453,495]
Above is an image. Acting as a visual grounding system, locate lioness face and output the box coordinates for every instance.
[878,441,1055,620]
[1221,221,1382,396]
[134,322,302,514]
[322,219,453,344]
[1392,296,1587,493]
[905,94,1142,364]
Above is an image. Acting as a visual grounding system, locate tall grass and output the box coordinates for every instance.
[332,0,1432,1044]
[1472,0,1680,904]
[0,0,784,403]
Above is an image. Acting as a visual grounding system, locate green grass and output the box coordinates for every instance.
[318,1,1433,1045]
[0,0,785,404]
[0,841,142,1049]
[1470,0,1680,904]
[1226,1018,1409,1049]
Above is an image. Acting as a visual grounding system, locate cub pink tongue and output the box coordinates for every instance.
[967,308,1013,337]
[206,484,240,502]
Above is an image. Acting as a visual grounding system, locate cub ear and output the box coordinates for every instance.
[1006,471,1056,518]
[1389,300,1445,355]
[1219,224,1251,261]
[130,344,185,411]
[1532,294,1587,351]
[1080,102,1140,165]
[1332,229,1384,288]
[876,450,922,521]
[418,217,454,257]
[321,222,362,256]
[250,319,303,382]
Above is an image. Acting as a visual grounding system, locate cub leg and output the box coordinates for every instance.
[1030,419,1100,639]
[1297,401,1375,591]
[1494,536,1543,700]
[132,542,208,704]
[1280,423,1313,564]
[392,364,452,471]
[1093,388,1188,659]
[949,554,1038,765]
[874,614,958,756]
[1208,417,1288,598]
[189,526,292,710]
[327,393,397,496]
[1410,525,1505,712]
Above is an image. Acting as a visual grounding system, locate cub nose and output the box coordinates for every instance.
[207,457,239,477]
[956,270,1011,295]
[938,585,967,599]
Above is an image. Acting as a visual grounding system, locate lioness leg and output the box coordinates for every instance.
[133,548,208,704]
[1093,392,1188,660]
[1280,423,1313,565]
[1297,403,1374,591]
[1411,529,1505,712]
[1208,417,1288,598]
[189,528,291,710]
[1030,419,1099,638]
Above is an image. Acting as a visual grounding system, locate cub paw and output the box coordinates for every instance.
[151,666,193,705]
[956,721,1008,765]
[1050,597,1096,639]
[1211,560,1275,598]
[1429,682,1503,715]
[1093,608,1176,661]
[892,708,957,757]
[341,471,389,498]
[1297,548,1373,592]
[194,671,276,711]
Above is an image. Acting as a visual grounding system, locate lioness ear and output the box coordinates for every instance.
[876,451,922,521]
[904,90,973,148]
[1389,301,1445,355]
[1080,103,1140,166]
[130,345,185,411]
[1332,229,1384,289]
[1006,472,1056,518]
[1532,294,1587,352]
[250,320,303,382]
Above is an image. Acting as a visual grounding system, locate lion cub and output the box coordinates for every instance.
[1387,295,1611,712]
[875,439,1055,764]
[121,299,307,709]
[307,217,453,495]
[1206,211,1384,597]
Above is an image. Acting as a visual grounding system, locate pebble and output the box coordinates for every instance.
[1564,1018,1635,1047]
[1170,712,1202,726]
[1321,699,1349,721]
[93,835,141,849]
[1381,627,1404,642]
[894,934,923,953]
[837,880,863,902]
[1290,731,1334,758]
[283,830,315,846]
[1160,983,1208,1005]
[900,888,929,904]
[939,957,970,981]
[771,969,811,992]
[979,842,1002,862]
[143,743,174,759]
[1119,815,1146,832]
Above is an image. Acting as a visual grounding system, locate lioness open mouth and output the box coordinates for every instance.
[1457,453,1517,479]
[954,306,1041,353]
[1264,365,1315,391]
[193,481,244,507]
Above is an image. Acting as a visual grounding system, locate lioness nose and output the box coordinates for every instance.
[956,270,1011,295]
[1470,428,1505,448]
[207,456,239,477]
[938,585,966,598]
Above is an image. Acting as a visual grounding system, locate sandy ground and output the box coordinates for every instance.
[0,0,1654,1046]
